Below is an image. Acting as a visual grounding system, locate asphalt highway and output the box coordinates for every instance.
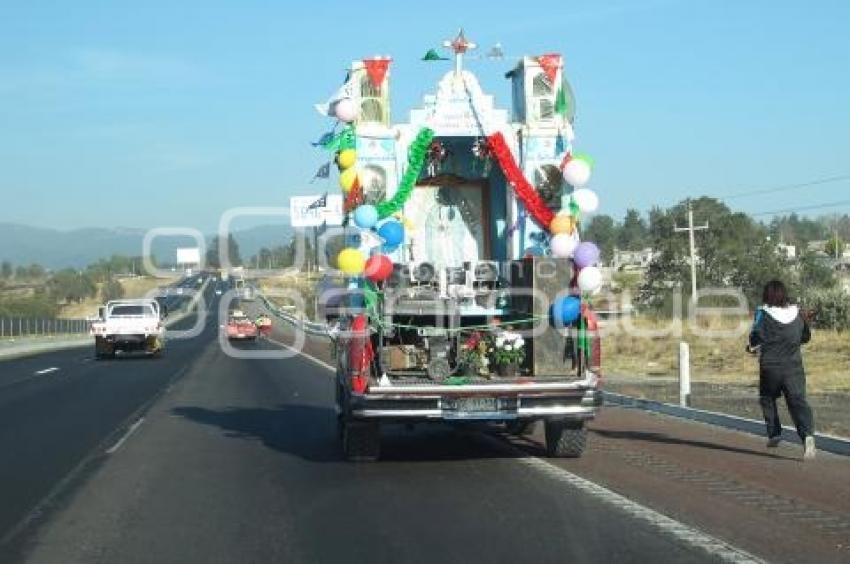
[0,288,847,563]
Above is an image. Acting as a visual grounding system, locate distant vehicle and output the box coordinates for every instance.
[90,299,166,359]
[255,314,273,337]
[226,310,258,341]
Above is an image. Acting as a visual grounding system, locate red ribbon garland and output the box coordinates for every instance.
[487,132,555,229]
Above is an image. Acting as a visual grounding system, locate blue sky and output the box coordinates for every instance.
[1,0,848,231]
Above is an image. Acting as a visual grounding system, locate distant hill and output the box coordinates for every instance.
[0,222,293,270]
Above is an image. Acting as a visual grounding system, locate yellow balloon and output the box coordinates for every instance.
[339,168,358,192]
[337,149,357,170]
[550,214,576,235]
[337,247,366,275]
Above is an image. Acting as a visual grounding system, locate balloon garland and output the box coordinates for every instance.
[375,127,434,218]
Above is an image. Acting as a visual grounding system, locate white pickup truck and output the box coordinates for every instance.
[90,299,166,359]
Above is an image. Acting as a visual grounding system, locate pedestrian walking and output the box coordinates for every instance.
[748,280,816,460]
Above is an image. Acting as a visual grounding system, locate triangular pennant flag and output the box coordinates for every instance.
[486,43,504,60]
[311,130,336,147]
[314,77,356,116]
[320,125,356,152]
[363,58,391,88]
[422,48,448,61]
[307,193,328,209]
[310,163,331,183]
[555,83,568,116]
[537,53,561,85]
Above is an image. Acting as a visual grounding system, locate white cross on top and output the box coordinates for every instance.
[443,29,477,76]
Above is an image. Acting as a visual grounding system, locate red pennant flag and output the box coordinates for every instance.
[363,58,392,88]
[537,53,561,85]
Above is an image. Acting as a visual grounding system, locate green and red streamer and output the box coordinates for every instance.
[487,132,555,229]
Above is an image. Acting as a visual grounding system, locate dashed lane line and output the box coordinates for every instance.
[34,367,60,375]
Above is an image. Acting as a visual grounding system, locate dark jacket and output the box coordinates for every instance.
[749,305,811,373]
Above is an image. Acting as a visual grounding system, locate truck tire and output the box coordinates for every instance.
[94,337,114,360]
[341,420,380,462]
[545,420,587,458]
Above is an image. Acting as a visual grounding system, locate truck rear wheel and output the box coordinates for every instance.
[94,337,114,360]
[341,420,380,462]
[545,420,587,458]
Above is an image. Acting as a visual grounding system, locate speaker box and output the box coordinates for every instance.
[508,257,576,377]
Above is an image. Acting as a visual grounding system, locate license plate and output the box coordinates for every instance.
[444,397,498,413]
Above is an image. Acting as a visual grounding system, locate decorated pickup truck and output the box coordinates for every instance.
[314,31,603,461]
[90,299,165,359]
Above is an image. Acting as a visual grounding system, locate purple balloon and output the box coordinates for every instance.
[573,242,600,268]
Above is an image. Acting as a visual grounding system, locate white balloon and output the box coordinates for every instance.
[577,266,603,293]
[563,158,591,187]
[334,98,358,123]
[550,232,579,258]
[572,188,599,214]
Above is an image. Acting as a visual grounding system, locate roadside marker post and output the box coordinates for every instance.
[679,341,691,407]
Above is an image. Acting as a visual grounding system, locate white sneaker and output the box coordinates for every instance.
[803,436,816,460]
[766,436,781,448]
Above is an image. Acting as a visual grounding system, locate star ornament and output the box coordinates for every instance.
[444,29,477,55]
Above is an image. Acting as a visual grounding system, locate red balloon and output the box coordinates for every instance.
[364,254,393,282]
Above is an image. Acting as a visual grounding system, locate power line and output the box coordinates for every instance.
[720,173,850,200]
[750,198,850,217]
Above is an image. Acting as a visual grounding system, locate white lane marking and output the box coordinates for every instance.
[278,340,760,560]
[265,336,335,372]
[277,340,760,560]
[483,435,764,563]
[34,367,59,375]
[105,417,145,454]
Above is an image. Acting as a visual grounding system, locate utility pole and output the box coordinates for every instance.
[834,229,840,261]
[674,201,709,306]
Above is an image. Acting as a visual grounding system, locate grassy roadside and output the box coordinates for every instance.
[58,276,175,319]
[256,271,331,320]
[602,316,850,393]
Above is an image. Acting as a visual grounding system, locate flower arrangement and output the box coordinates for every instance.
[458,331,490,376]
[492,330,526,368]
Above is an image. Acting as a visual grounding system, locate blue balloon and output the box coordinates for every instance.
[353,205,379,229]
[551,295,582,326]
[377,220,405,247]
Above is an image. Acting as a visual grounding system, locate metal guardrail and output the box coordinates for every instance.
[258,294,329,337]
[0,317,90,339]
[605,392,850,457]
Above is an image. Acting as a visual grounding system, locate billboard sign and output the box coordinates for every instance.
[176,247,201,265]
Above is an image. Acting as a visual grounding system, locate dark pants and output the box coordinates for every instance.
[759,365,814,441]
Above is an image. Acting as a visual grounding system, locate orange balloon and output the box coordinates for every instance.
[550,214,576,235]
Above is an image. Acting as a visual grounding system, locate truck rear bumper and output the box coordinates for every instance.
[350,380,602,422]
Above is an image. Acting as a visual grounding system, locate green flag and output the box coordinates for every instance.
[555,84,568,117]
[422,48,448,61]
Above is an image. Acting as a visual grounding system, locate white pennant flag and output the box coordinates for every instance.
[314,78,356,117]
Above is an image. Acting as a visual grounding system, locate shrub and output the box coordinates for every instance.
[805,288,850,332]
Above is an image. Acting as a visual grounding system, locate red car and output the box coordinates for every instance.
[226,310,258,341]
